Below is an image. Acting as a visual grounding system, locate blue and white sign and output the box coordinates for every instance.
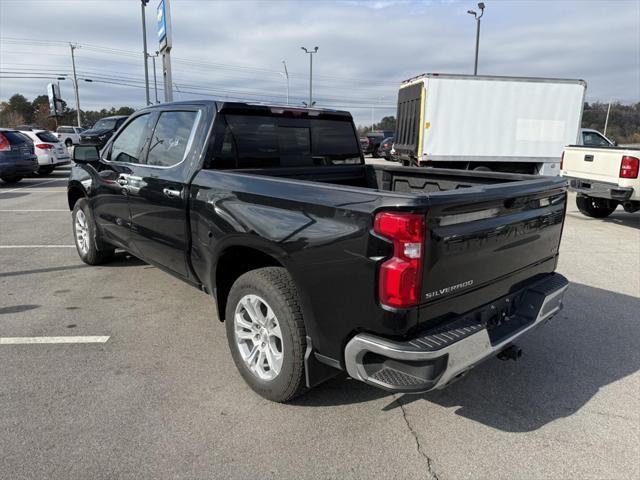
[156,0,172,51]
[157,0,166,42]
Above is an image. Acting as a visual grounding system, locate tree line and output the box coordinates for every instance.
[0,93,135,131]
[1,92,638,144]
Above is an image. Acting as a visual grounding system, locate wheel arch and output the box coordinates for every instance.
[67,182,87,210]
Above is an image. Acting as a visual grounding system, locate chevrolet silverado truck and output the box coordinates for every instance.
[68,100,569,402]
[561,145,639,217]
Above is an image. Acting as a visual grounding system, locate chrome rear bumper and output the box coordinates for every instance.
[345,274,569,393]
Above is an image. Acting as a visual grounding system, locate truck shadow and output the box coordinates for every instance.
[296,282,640,432]
[601,211,640,230]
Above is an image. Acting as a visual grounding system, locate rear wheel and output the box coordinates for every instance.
[0,175,23,184]
[65,139,73,147]
[576,194,618,218]
[72,198,115,265]
[37,166,55,175]
[225,267,307,402]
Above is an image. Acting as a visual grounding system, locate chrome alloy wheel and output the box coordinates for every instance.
[234,294,284,381]
[74,209,89,255]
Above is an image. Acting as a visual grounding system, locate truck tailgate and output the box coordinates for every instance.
[563,147,623,183]
[421,178,567,303]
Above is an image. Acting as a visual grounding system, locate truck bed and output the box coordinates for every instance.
[234,163,531,193]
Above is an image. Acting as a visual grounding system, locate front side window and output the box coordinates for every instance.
[109,114,151,164]
[146,111,199,167]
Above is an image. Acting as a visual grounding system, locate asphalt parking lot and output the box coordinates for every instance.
[1,163,639,480]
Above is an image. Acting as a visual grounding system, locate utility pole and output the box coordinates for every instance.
[282,59,290,105]
[301,46,318,106]
[69,43,82,127]
[149,52,159,104]
[604,99,612,136]
[141,0,151,105]
[467,3,485,75]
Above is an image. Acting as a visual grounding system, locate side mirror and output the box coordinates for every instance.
[73,145,100,163]
[612,139,619,146]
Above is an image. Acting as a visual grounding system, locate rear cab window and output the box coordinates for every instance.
[210,112,361,169]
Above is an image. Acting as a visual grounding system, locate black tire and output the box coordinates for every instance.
[576,194,618,218]
[37,166,55,175]
[72,198,115,265]
[225,267,307,402]
[0,175,23,184]
[65,139,73,147]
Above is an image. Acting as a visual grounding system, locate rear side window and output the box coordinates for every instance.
[57,127,72,133]
[36,131,59,143]
[109,114,152,164]
[147,111,199,167]
[212,114,360,169]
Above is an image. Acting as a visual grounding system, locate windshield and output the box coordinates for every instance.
[92,118,117,131]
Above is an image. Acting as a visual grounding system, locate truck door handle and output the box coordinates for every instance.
[162,188,182,199]
[584,155,594,162]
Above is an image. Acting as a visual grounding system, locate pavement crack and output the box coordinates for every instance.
[394,395,441,480]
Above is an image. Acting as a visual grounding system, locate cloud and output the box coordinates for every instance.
[0,0,638,127]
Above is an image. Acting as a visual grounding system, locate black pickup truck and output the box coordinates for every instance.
[68,101,569,402]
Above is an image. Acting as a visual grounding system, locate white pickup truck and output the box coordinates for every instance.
[561,145,640,217]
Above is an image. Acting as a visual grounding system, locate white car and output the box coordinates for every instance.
[56,125,84,147]
[18,129,71,175]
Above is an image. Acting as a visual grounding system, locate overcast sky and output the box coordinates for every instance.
[1,0,639,127]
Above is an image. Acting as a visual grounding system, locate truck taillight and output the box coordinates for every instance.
[620,156,639,179]
[0,133,10,152]
[374,212,425,308]
[35,143,53,150]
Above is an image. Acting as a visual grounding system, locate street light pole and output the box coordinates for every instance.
[141,0,151,105]
[69,43,82,127]
[467,3,485,76]
[301,46,318,106]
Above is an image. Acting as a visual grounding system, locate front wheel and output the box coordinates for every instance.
[225,267,307,402]
[1,175,23,184]
[72,198,115,265]
[576,194,618,218]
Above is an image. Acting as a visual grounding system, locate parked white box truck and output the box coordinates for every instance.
[394,74,586,175]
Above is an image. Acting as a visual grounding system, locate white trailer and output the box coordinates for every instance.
[394,74,586,175]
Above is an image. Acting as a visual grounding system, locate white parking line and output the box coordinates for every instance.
[0,209,68,212]
[0,336,110,345]
[0,178,63,195]
[0,245,75,249]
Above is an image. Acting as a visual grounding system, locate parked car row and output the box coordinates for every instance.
[0,115,131,184]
